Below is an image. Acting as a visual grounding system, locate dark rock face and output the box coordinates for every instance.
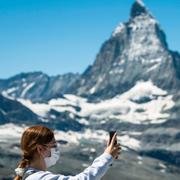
[46,109,85,131]
[172,51,180,78]
[0,72,80,102]
[130,0,148,18]
[140,150,180,166]
[0,94,38,124]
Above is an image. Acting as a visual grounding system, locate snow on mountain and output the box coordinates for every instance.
[0,123,25,141]
[120,135,140,150]
[120,81,167,100]
[18,81,174,125]
[79,81,174,124]
[127,15,160,60]
[112,23,125,37]
[18,99,50,117]
[20,82,35,98]
[2,87,18,100]
[18,95,82,117]
[3,87,17,95]
[0,123,140,151]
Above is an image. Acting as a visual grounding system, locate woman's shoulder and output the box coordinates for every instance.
[24,168,53,180]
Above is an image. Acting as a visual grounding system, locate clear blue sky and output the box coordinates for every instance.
[0,0,179,79]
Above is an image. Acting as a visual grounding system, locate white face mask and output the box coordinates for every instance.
[44,147,60,168]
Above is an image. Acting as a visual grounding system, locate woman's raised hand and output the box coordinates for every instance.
[104,132,121,159]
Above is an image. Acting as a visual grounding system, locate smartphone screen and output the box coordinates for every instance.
[109,131,117,145]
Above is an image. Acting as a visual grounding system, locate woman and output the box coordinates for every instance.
[14,125,121,180]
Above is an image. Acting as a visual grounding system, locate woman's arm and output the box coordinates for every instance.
[29,152,112,180]
[73,152,113,179]
[27,133,121,180]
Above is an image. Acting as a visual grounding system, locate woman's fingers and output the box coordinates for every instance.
[113,143,121,158]
[110,132,117,147]
[104,133,122,159]
[113,144,121,150]
[115,150,121,159]
[114,143,121,148]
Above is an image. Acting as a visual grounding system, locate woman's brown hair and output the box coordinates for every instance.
[14,125,54,180]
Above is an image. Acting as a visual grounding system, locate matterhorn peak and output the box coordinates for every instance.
[131,0,149,18]
[136,0,145,7]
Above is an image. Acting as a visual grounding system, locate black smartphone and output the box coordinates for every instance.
[109,131,117,145]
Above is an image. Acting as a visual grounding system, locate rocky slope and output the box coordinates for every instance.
[0,72,80,102]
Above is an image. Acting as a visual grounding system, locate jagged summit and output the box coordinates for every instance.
[66,0,180,100]
[131,0,148,18]
[112,0,156,38]
[136,0,145,7]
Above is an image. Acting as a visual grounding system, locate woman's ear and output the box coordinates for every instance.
[36,144,46,157]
